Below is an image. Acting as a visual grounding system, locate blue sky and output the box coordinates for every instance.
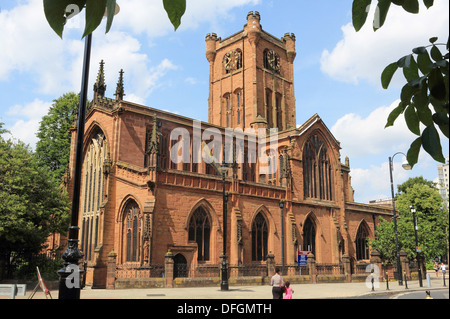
[0,0,448,203]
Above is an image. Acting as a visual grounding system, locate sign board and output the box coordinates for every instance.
[29,267,52,299]
[297,251,310,267]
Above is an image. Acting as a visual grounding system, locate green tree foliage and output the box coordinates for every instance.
[396,175,436,195]
[352,0,449,168]
[0,134,70,263]
[370,179,448,263]
[43,0,186,38]
[0,121,8,135]
[35,92,79,184]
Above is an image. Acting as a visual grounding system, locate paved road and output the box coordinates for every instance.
[2,270,447,300]
[393,289,449,299]
[346,288,449,299]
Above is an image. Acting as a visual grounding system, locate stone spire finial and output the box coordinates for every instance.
[115,69,125,100]
[94,60,106,99]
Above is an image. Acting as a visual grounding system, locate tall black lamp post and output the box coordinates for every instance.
[389,152,411,286]
[280,201,285,275]
[220,162,229,291]
[57,4,120,299]
[57,32,92,299]
[410,205,423,287]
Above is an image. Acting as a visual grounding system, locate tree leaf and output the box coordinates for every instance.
[412,46,427,55]
[374,0,391,31]
[352,0,372,31]
[423,0,434,9]
[83,0,107,38]
[44,0,87,38]
[381,62,398,89]
[398,54,411,68]
[105,0,117,34]
[428,68,446,101]
[403,56,419,82]
[413,85,434,126]
[421,125,445,162]
[163,0,186,31]
[417,49,434,74]
[385,103,405,128]
[404,105,421,135]
[433,113,450,138]
[43,0,71,38]
[401,83,416,103]
[430,45,443,62]
[408,75,427,89]
[407,137,422,168]
[429,36,438,43]
[432,112,449,125]
[402,0,420,13]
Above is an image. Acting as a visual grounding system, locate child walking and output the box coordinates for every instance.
[283,281,294,299]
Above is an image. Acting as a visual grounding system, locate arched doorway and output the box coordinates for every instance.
[252,212,268,261]
[303,217,316,256]
[173,254,188,278]
[355,222,370,260]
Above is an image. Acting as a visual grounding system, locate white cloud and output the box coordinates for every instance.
[331,99,447,203]
[113,0,262,37]
[320,1,449,86]
[331,100,417,159]
[351,160,410,203]
[0,0,179,101]
[4,99,52,148]
[349,148,438,203]
[185,77,198,85]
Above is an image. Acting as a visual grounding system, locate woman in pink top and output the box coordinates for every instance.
[283,281,294,299]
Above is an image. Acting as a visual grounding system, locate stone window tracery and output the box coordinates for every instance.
[252,212,268,261]
[81,130,108,261]
[188,207,211,261]
[303,134,333,200]
[355,223,370,260]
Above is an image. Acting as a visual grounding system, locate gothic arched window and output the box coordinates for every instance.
[355,223,370,260]
[224,93,231,128]
[303,217,316,256]
[252,212,268,261]
[123,200,141,262]
[81,129,108,261]
[303,134,333,200]
[188,207,211,261]
[236,90,242,126]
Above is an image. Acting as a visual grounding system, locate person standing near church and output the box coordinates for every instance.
[271,268,284,299]
[440,262,447,276]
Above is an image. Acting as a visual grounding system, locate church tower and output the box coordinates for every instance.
[206,11,297,131]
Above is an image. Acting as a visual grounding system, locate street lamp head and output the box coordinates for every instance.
[104,3,120,17]
[401,160,412,171]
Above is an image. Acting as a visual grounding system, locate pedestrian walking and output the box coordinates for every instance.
[434,261,440,277]
[270,268,284,299]
[440,262,447,276]
[283,281,294,299]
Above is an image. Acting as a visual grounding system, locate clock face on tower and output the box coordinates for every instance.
[223,50,240,71]
[265,49,281,72]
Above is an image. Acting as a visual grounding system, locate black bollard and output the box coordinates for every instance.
[404,271,408,289]
[386,272,389,290]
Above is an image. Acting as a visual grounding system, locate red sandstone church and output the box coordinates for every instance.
[61,12,392,287]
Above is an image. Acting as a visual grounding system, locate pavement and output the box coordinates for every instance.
[4,270,448,300]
